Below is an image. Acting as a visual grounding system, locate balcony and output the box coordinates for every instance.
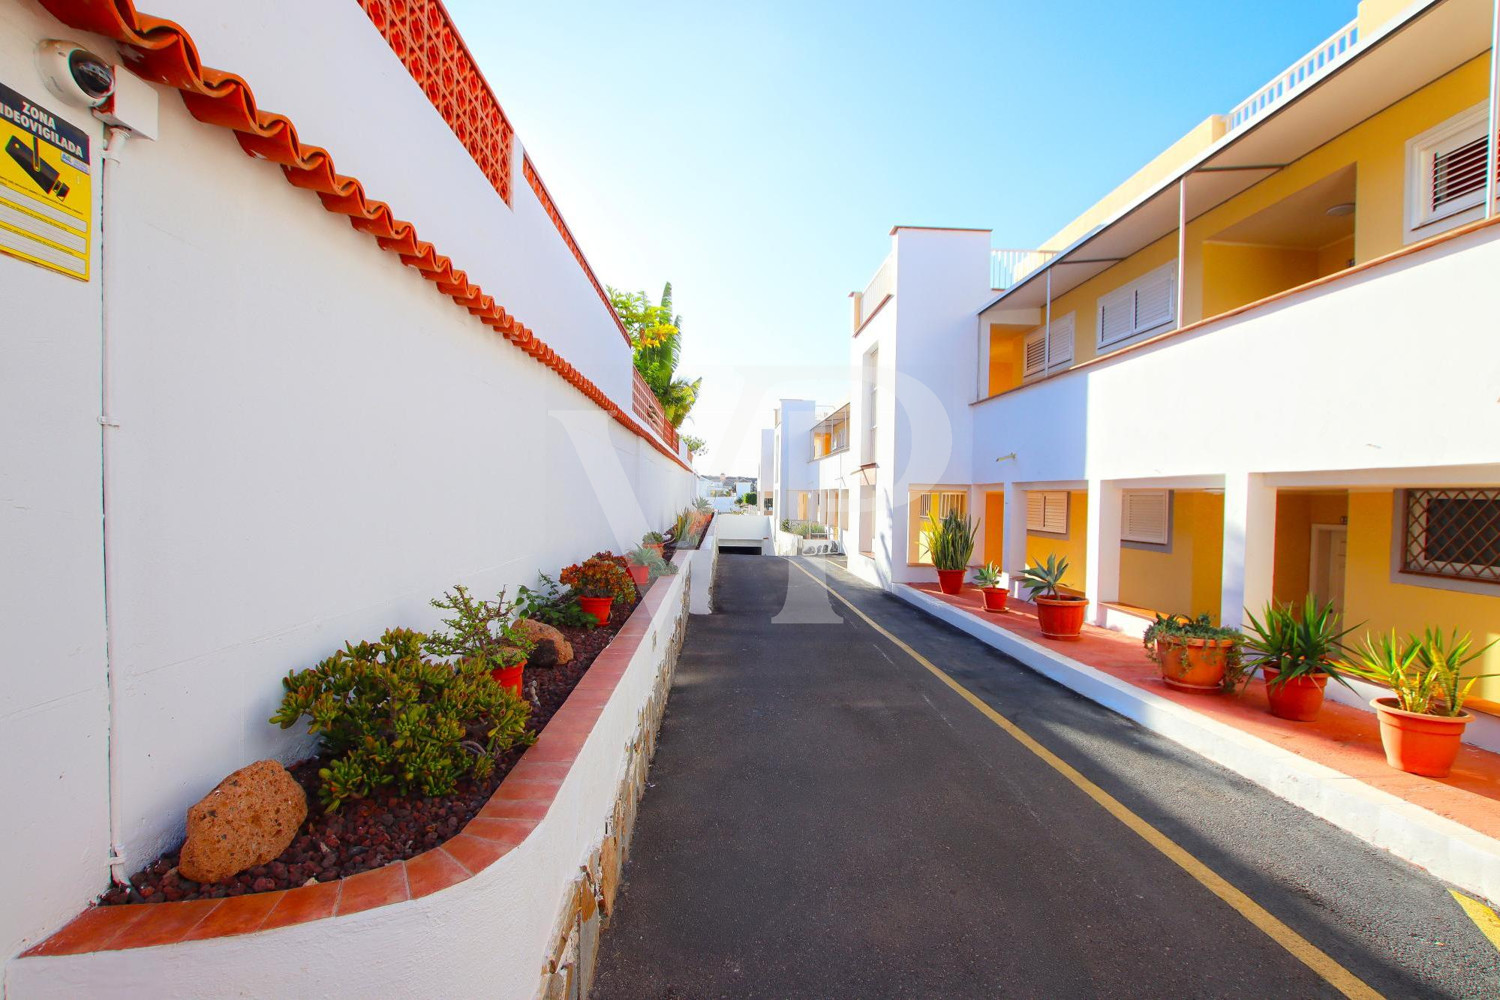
[991,248,1058,291]
[1227,20,1358,132]
[852,253,894,330]
[810,403,851,459]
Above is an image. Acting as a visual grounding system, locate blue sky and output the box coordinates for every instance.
[448,0,1353,475]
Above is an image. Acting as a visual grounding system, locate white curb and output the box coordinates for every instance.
[896,584,1500,905]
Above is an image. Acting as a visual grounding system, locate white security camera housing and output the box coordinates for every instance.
[37,40,116,109]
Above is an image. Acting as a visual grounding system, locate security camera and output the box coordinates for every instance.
[37,40,116,109]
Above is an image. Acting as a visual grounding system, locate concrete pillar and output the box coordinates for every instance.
[1003,481,1030,597]
[1085,479,1123,624]
[1221,473,1276,628]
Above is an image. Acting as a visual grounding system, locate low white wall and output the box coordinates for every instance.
[688,519,719,615]
[715,514,772,543]
[0,0,694,968]
[7,559,693,1000]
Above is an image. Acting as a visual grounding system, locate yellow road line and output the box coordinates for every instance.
[1450,890,1500,953]
[789,559,1382,1000]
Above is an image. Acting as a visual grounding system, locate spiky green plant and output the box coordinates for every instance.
[1348,628,1498,716]
[923,509,978,572]
[972,562,1004,589]
[1017,553,1073,600]
[1242,596,1358,690]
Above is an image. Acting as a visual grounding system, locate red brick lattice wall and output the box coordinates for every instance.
[356,0,513,205]
[632,370,679,454]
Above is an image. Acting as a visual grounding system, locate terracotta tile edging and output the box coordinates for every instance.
[22,574,680,958]
[33,1,689,474]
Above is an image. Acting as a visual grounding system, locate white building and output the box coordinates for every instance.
[763,0,1500,709]
[1,0,693,980]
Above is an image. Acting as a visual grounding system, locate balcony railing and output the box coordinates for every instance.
[991,248,1057,290]
[854,253,895,329]
[632,369,680,453]
[1227,20,1358,132]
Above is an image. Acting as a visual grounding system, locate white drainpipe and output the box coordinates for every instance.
[100,125,129,886]
[1487,0,1499,220]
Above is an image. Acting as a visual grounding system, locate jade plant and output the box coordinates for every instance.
[425,584,534,672]
[1344,628,1497,716]
[271,628,532,810]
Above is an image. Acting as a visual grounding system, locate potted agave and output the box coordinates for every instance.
[1017,554,1086,640]
[560,552,636,625]
[923,508,978,595]
[1242,597,1356,721]
[642,531,666,560]
[972,562,1008,613]
[1345,628,1496,777]
[1143,613,1245,693]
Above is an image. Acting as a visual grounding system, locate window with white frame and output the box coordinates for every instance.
[1097,261,1177,350]
[1406,103,1493,239]
[1023,312,1075,379]
[1121,490,1171,547]
[862,348,879,457]
[1026,491,1069,535]
[1401,489,1500,585]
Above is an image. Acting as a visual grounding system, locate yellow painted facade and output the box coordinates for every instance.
[1342,492,1500,703]
[985,54,1491,382]
[1118,491,1225,621]
[1272,492,1351,606]
[1026,491,1088,593]
[982,491,1005,567]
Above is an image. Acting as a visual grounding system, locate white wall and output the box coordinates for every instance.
[0,0,693,968]
[971,223,1500,483]
[0,0,112,973]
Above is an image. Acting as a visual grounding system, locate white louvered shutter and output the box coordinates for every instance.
[1048,313,1074,368]
[1098,287,1134,346]
[1122,490,1170,545]
[1133,267,1175,332]
[1432,134,1489,212]
[1023,328,1047,378]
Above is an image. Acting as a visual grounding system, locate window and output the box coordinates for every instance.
[1026,491,1068,535]
[1402,489,1500,584]
[1097,261,1176,350]
[1406,103,1493,238]
[910,489,968,563]
[862,348,879,458]
[1022,312,1075,379]
[1122,490,1171,547]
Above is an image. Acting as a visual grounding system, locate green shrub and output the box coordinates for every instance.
[270,628,532,810]
[517,573,599,628]
[741,491,757,505]
[425,584,534,670]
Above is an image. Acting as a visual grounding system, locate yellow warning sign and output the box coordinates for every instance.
[0,81,91,281]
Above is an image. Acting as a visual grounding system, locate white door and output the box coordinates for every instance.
[1309,525,1348,616]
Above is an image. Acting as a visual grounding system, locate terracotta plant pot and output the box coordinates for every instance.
[1262,668,1329,721]
[981,587,1009,613]
[626,562,649,590]
[1156,637,1235,692]
[935,569,965,595]
[577,595,613,625]
[646,542,665,559]
[1034,595,1087,640]
[1372,697,1471,778]
[491,660,526,697]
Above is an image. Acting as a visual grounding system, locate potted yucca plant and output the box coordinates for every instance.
[1143,613,1245,693]
[1345,628,1496,777]
[923,508,978,595]
[972,562,1008,612]
[1242,597,1356,721]
[1017,554,1086,639]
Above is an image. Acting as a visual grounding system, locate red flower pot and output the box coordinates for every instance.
[1034,595,1086,640]
[1372,697,1471,777]
[491,660,526,697]
[626,562,649,590]
[936,569,965,595]
[981,587,1009,613]
[1262,668,1328,721]
[578,595,613,625]
[1156,637,1234,692]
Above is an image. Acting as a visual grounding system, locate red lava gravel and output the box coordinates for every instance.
[101,594,643,906]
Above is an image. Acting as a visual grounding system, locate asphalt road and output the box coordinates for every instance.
[591,554,1500,999]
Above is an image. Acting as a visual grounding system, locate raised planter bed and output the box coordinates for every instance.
[12,554,696,1000]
